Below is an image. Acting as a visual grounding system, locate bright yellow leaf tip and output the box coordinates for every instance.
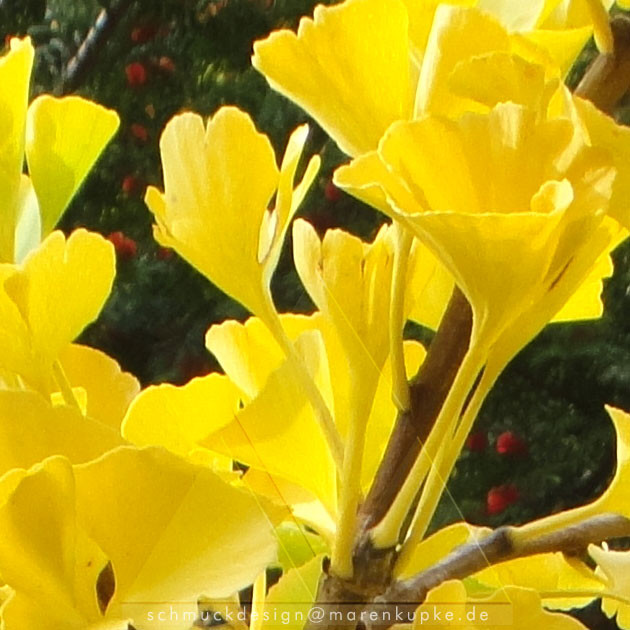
[25,95,120,239]
[0,389,125,481]
[126,314,338,521]
[252,0,414,158]
[0,450,284,630]
[293,221,395,392]
[57,343,140,429]
[251,0,611,164]
[478,0,614,71]
[337,102,619,375]
[0,229,116,393]
[0,38,33,264]
[145,106,319,326]
[0,38,119,263]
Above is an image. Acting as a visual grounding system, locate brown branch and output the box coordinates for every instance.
[375,513,630,608]
[575,15,630,113]
[359,287,472,532]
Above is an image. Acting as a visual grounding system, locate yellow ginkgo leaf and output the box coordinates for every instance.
[243,469,336,544]
[483,216,624,383]
[14,174,40,264]
[406,239,454,330]
[401,0,476,63]
[539,0,614,52]
[261,555,323,630]
[569,95,630,232]
[25,96,119,238]
[0,389,125,479]
[58,343,139,430]
[511,406,630,553]
[339,101,621,552]
[206,314,319,401]
[395,522,488,580]
[590,406,630,518]
[0,38,119,264]
[518,25,593,76]
[414,5,512,118]
[549,229,617,322]
[130,312,341,533]
[252,0,413,158]
[293,221,394,392]
[121,372,240,467]
[0,457,109,630]
[589,545,630,629]
[473,552,605,611]
[146,107,319,325]
[478,0,613,65]
[448,51,555,112]
[337,103,616,355]
[74,446,285,622]
[477,0,548,30]
[205,331,337,520]
[292,222,395,574]
[0,38,34,263]
[360,340,426,493]
[0,450,284,630]
[0,229,115,392]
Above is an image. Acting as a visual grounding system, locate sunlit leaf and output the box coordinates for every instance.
[25,95,119,237]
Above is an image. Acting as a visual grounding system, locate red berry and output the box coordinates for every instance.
[106,232,137,260]
[466,432,487,452]
[121,175,139,195]
[121,237,137,259]
[324,179,342,202]
[157,247,173,261]
[158,56,176,73]
[486,484,519,515]
[106,231,125,250]
[125,62,147,87]
[130,24,158,44]
[130,123,149,143]
[496,431,528,456]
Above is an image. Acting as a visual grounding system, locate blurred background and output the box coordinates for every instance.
[3,0,630,577]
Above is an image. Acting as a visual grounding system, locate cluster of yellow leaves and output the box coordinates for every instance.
[131,0,630,627]
[0,39,286,630]
[0,38,119,263]
[6,1,630,629]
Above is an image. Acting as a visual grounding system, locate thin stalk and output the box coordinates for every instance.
[52,360,81,412]
[331,376,376,578]
[584,0,614,54]
[397,362,496,569]
[510,503,597,547]
[390,226,413,412]
[370,343,485,549]
[250,571,267,630]
[262,293,344,471]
